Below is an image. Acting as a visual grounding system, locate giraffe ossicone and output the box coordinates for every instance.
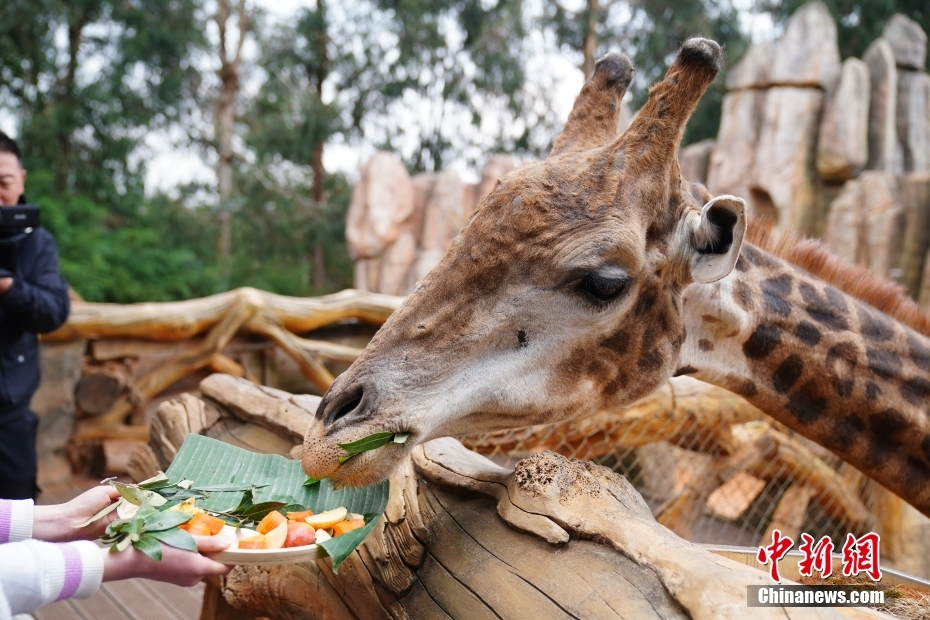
[302,38,930,519]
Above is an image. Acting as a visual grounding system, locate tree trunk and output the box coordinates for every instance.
[142,376,889,620]
[215,0,249,284]
[581,0,601,79]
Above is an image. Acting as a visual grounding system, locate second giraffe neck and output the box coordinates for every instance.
[679,243,930,516]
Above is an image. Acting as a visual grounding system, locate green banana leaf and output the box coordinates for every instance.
[165,433,389,571]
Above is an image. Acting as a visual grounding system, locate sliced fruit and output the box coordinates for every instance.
[181,522,213,536]
[304,507,348,529]
[169,497,203,517]
[237,534,266,549]
[333,519,365,536]
[180,513,225,535]
[286,509,315,521]
[256,510,287,534]
[314,529,332,542]
[264,521,288,550]
[284,521,316,548]
[348,513,365,521]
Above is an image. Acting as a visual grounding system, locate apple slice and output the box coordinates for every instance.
[314,528,332,542]
[304,507,348,529]
[264,520,288,550]
[232,527,262,550]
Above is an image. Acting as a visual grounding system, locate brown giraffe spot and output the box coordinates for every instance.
[772,354,804,394]
[825,342,858,398]
[863,434,894,469]
[900,378,930,405]
[858,306,896,341]
[760,274,793,317]
[701,313,720,323]
[785,380,827,424]
[734,255,750,272]
[871,408,910,441]
[920,436,930,464]
[743,323,782,359]
[737,380,759,398]
[904,456,930,490]
[698,339,714,352]
[603,371,631,394]
[799,282,849,331]
[908,332,930,372]
[600,330,631,353]
[674,365,698,376]
[866,347,902,379]
[827,414,866,452]
[794,321,821,346]
[866,382,881,401]
[733,280,755,311]
[633,285,659,317]
[742,244,779,269]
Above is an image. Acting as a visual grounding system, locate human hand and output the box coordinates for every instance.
[32,486,121,542]
[102,535,233,587]
[0,277,12,295]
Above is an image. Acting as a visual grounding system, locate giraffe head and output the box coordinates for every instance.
[304,38,747,485]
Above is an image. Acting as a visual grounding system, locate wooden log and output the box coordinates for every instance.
[75,370,126,415]
[101,439,144,475]
[47,288,403,342]
[127,442,161,483]
[761,485,812,543]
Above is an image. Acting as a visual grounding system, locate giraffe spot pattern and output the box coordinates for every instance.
[760,274,793,317]
[900,378,930,405]
[773,354,804,393]
[794,321,822,346]
[828,414,866,451]
[871,408,910,440]
[785,380,827,424]
[743,323,782,359]
[674,365,698,376]
[858,306,896,341]
[824,342,858,398]
[866,382,881,401]
[866,348,902,379]
[920,436,930,464]
[698,339,714,351]
[733,280,755,312]
[799,282,849,331]
[908,333,930,372]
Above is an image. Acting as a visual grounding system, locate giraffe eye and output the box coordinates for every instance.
[580,273,630,302]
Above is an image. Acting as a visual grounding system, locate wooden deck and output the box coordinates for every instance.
[30,467,205,620]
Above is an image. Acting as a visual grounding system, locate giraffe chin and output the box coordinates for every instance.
[301,419,411,487]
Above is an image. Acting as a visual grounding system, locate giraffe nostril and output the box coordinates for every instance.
[331,396,362,424]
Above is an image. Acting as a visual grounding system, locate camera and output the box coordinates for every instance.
[0,204,40,278]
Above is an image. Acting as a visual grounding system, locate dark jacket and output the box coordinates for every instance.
[0,201,70,411]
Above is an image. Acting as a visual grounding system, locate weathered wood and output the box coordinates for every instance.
[127,443,161,483]
[48,288,403,342]
[181,376,888,620]
[75,370,126,415]
[101,439,143,475]
[761,485,812,542]
[200,373,315,442]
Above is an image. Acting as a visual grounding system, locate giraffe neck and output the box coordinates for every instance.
[679,242,930,516]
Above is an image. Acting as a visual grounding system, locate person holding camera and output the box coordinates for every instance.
[0,131,70,500]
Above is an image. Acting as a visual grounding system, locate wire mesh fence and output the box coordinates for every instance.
[459,376,894,559]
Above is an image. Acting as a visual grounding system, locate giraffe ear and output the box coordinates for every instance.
[686,195,746,284]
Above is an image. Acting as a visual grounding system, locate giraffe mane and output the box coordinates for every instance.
[746,220,930,338]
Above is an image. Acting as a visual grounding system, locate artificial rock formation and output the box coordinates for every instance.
[864,39,901,174]
[348,154,516,295]
[817,58,871,181]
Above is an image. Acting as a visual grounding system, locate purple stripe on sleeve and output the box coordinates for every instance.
[56,544,84,601]
[0,500,12,543]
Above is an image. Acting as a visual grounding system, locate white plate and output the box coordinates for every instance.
[207,543,327,566]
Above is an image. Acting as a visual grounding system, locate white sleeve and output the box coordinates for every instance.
[0,499,33,544]
[0,540,104,617]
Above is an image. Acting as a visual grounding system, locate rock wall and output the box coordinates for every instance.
[347,155,515,295]
[700,2,930,302]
